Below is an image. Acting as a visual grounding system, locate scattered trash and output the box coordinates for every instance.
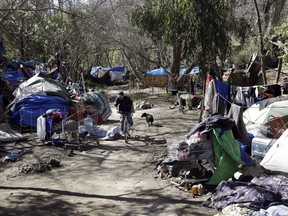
[188,184,204,196]
[21,158,61,174]
[2,149,23,162]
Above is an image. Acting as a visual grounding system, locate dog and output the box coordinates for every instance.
[141,112,154,126]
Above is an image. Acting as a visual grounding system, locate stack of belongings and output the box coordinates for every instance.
[155,113,254,195]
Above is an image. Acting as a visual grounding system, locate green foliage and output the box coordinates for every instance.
[232,38,259,66]
[109,50,124,66]
[131,0,231,66]
[274,17,288,63]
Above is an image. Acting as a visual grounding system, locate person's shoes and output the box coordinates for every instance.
[129,125,134,131]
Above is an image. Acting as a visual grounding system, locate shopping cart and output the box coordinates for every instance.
[62,110,100,150]
[43,109,99,150]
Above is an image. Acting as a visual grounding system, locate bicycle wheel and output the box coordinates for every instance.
[124,117,129,143]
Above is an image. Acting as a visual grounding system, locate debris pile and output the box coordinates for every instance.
[21,158,61,174]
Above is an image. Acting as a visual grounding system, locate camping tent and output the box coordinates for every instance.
[243,97,288,125]
[109,66,125,81]
[81,91,112,123]
[90,66,125,83]
[13,73,69,102]
[11,94,70,128]
[260,129,288,173]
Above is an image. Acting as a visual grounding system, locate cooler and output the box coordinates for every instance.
[251,137,277,158]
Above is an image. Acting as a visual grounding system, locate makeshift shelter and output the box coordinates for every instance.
[243,97,288,125]
[179,66,200,75]
[12,73,69,103]
[260,129,288,173]
[109,66,125,81]
[144,68,169,87]
[90,66,125,84]
[2,58,42,88]
[3,69,27,88]
[144,66,200,88]
[80,91,112,123]
[157,114,253,186]
[90,67,110,84]
[11,94,70,129]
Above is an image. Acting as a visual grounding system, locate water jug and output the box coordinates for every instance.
[84,115,93,132]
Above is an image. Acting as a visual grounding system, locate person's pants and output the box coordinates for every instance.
[120,113,133,131]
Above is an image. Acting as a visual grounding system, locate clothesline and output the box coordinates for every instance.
[218,93,288,110]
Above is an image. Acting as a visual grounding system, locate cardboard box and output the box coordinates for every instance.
[251,137,276,158]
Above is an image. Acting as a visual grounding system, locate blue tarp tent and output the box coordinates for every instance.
[110,66,125,72]
[11,94,70,128]
[109,66,125,81]
[179,66,200,75]
[145,66,200,77]
[90,66,125,78]
[145,68,168,77]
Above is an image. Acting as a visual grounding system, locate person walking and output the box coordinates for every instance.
[115,91,134,132]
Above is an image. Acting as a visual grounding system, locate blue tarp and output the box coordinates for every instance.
[145,66,200,77]
[110,66,125,72]
[145,68,168,77]
[90,66,125,78]
[11,94,70,128]
[179,66,200,75]
[0,42,5,55]
[16,58,42,68]
[3,70,26,86]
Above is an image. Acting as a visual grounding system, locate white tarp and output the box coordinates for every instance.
[243,97,288,125]
[109,71,124,81]
[260,129,288,173]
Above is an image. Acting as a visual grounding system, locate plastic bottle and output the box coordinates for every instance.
[84,115,93,132]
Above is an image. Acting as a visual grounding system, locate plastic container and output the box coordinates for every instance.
[251,137,276,158]
[78,125,86,133]
[84,115,93,132]
[170,88,178,95]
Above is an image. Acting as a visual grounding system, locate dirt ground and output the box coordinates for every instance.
[0,87,220,216]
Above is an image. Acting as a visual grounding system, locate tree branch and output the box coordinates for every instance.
[0,7,80,17]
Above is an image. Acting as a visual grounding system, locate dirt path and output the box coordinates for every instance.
[0,90,219,216]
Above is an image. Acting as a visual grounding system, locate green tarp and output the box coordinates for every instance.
[207,128,247,185]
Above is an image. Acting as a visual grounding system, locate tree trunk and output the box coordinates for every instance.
[169,42,182,89]
[276,58,283,83]
[264,0,287,37]
[254,0,267,84]
[176,62,196,83]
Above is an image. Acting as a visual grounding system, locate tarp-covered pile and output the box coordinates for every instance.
[197,76,288,214]
[144,66,199,87]
[90,66,125,84]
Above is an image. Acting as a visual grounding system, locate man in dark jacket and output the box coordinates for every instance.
[115,91,134,132]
